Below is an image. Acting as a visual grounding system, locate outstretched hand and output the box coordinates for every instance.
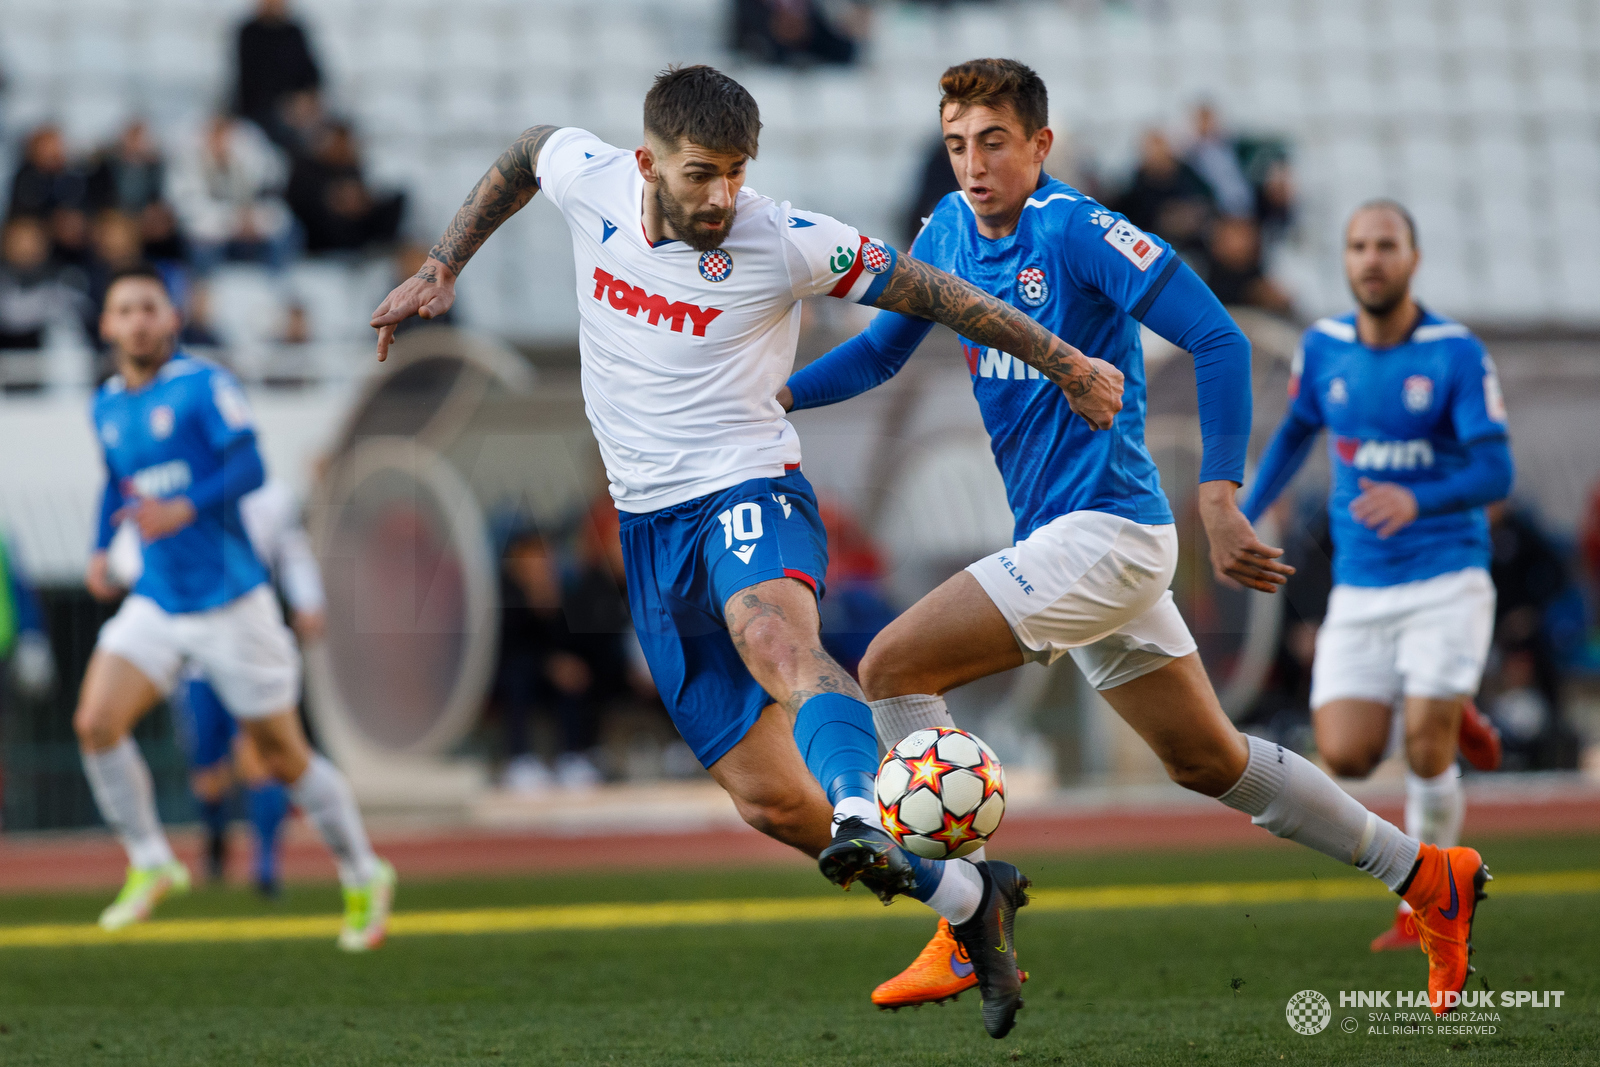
[370,261,457,361]
[1198,481,1295,593]
[1064,356,1124,430]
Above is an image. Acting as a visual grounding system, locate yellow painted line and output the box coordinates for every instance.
[2,869,1596,950]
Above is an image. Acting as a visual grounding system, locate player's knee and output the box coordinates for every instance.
[732,789,818,845]
[856,642,901,701]
[72,704,121,751]
[734,613,808,673]
[1322,747,1383,779]
[1163,753,1237,797]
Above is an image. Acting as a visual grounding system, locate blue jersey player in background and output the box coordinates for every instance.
[1242,199,1513,954]
[77,265,393,949]
[784,60,1487,1017]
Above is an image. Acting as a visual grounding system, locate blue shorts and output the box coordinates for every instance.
[172,675,237,769]
[620,469,828,768]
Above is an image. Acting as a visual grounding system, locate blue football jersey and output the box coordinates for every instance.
[92,353,268,613]
[912,176,1178,541]
[1284,311,1509,587]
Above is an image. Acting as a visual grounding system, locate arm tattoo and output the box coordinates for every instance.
[426,124,561,277]
[873,256,1100,398]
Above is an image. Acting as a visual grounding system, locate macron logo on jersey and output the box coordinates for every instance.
[1335,437,1435,471]
[591,268,723,337]
[963,344,1043,381]
[125,459,193,499]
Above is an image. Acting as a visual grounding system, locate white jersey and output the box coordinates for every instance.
[538,128,897,512]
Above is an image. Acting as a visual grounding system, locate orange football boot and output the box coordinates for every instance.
[1401,844,1491,1016]
[1370,901,1421,952]
[1457,699,1503,771]
[871,919,1028,1010]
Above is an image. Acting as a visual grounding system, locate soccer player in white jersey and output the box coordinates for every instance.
[782,60,1489,1018]
[371,65,1123,1038]
[80,266,393,949]
[1243,201,1513,955]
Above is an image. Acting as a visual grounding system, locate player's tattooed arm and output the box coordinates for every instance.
[872,256,1125,430]
[426,124,561,276]
[369,124,561,359]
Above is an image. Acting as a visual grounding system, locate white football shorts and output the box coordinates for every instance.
[96,584,301,719]
[966,510,1196,690]
[1310,566,1495,709]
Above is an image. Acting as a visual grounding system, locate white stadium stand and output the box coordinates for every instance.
[1,0,1596,343]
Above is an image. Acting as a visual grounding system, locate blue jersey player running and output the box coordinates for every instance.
[1242,200,1514,955]
[78,266,393,948]
[785,60,1488,1018]
[370,65,1125,1039]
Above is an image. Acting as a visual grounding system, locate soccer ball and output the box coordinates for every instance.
[875,727,1006,860]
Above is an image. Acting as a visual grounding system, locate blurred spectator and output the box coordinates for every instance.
[1204,215,1293,316]
[1484,501,1576,768]
[731,0,864,66]
[902,138,962,248]
[1112,130,1215,259]
[493,529,605,794]
[139,201,188,264]
[816,499,897,678]
[279,302,311,345]
[77,211,147,344]
[1242,499,1332,749]
[286,122,405,254]
[1186,102,1253,218]
[87,120,165,216]
[0,216,81,358]
[1254,156,1296,252]
[7,125,87,222]
[179,281,223,348]
[234,0,323,150]
[1581,481,1600,617]
[169,115,297,275]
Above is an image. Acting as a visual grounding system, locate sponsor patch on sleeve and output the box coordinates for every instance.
[1105,219,1163,271]
[1482,355,1507,422]
[214,382,254,430]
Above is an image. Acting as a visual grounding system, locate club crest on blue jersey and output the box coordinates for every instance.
[698,249,733,283]
[149,405,175,440]
[1087,209,1115,229]
[860,240,892,274]
[1016,267,1049,308]
[1403,374,1433,413]
[100,421,119,447]
[1328,377,1349,405]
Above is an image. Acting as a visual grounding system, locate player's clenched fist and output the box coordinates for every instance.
[370,260,457,361]
[1064,356,1124,430]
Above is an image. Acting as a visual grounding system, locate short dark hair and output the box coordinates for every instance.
[643,65,761,159]
[939,59,1049,136]
[103,263,169,308]
[1353,198,1419,250]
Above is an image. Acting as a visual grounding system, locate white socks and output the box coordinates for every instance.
[1220,734,1421,892]
[869,693,986,864]
[833,795,880,830]
[1406,766,1464,848]
[290,755,379,887]
[82,738,176,870]
[928,860,986,925]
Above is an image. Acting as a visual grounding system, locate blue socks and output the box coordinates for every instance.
[246,783,290,888]
[792,693,951,904]
[198,796,229,840]
[792,693,879,803]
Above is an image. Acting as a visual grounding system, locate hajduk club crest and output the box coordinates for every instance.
[698,249,733,283]
[1016,266,1049,307]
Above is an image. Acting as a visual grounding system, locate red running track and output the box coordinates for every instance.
[2,789,1597,894]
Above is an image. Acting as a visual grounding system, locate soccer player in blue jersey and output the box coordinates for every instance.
[1242,200,1513,955]
[77,266,394,948]
[785,60,1486,1018]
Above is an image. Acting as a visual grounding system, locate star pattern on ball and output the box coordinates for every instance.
[931,810,980,850]
[977,753,1005,798]
[905,750,947,793]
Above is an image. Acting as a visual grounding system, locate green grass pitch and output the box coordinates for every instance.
[0,834,1594,1066]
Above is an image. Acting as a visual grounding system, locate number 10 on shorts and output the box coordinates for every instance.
[718,503,764,548]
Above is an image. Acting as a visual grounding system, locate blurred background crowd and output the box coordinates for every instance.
[1,0,1599,829]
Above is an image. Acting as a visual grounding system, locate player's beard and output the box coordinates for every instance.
[1351,275,1409,317]
[656,184,736,252]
